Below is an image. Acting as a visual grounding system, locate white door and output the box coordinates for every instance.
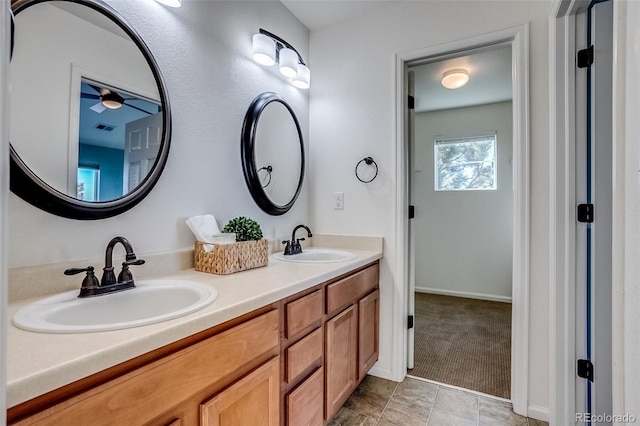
[124,112,162,193]
[574,0,613,419]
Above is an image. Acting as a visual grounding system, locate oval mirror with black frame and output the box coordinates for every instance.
[9,0,172,220]
[241,92,305,216]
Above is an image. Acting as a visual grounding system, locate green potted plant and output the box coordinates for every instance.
[215,216,268,273]
[222,216,263,242]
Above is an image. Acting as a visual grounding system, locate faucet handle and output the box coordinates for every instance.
[65,266,100,297]
[118,258,145,284]
[64,266,95,275]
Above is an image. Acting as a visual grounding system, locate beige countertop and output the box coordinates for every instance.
[6,243,382,408]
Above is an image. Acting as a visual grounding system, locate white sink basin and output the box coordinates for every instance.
[12,280,217,334]
[272,248,356,263]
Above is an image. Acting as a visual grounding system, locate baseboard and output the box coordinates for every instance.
[527,405,550,422]
[415,286,512,303]
[367,365,399,382]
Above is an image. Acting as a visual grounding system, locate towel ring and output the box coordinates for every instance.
[258,165,273,188]
[355,157,378,183]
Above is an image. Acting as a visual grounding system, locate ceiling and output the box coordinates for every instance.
[79,82,161,150]
[281,1,513,112]
[280,1,397,31]
[411,45,512,112]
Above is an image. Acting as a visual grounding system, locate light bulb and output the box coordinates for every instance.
[252,33,276,66]
[279,48,298,78]
[291,64,310,89]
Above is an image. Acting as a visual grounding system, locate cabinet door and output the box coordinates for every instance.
[325,305,358,420]
[358,290,380,379]
[200,357,279,426]
[286,367,324,426]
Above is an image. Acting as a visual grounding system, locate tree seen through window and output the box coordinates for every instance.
[434,135,497,191]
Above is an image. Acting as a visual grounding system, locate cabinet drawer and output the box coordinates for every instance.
[285,328,322,383]
[326,265,379,315]
[286,368,324,426]
[285,290,322,338]
[13,310,279,426]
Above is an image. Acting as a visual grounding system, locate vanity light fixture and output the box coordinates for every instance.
[154,0,182,7]
[252,28,310,89]
[441,69,469,89]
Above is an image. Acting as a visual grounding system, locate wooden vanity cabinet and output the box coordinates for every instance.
[8,308,280,426]
[9,261,380,426]
[324,264,380,422]
[280,288,324,426]
[279,262,380,425]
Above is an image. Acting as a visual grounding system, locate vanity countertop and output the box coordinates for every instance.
[6,245,382,408]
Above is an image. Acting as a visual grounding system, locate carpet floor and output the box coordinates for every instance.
[409,293,512,399]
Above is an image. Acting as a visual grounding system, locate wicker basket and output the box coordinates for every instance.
[194,239,268,275]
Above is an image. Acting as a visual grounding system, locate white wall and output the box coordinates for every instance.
[412,102,513,300]
[8,0,310,268]
[309,0,551,416]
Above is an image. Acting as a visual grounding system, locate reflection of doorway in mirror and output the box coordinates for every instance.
[77,166,100,201]
[71,66,162,201]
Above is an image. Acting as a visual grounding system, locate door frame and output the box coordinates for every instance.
[395,24,530,415]
[548,2,587,424]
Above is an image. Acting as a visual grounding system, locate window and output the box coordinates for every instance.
[434,134,497,191]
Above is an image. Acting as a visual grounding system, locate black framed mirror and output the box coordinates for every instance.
[241,92,305,216]
[9,0,171,219]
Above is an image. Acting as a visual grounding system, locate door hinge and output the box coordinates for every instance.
[577,359,594,381]
[577,46,594,68]
[408,95,415,110]
[408,315,414,329]
[577,204,594,223]
[409,205,415,219]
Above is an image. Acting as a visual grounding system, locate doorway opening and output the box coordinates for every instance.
[408,43,513,400]
[396,24,530,415]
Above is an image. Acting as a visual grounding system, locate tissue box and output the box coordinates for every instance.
[194,239,268,275]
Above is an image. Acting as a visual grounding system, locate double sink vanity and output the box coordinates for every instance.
[6,237,383,425]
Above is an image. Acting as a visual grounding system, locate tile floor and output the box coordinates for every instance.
[328,375,549,426]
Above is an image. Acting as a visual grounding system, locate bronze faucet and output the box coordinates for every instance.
[282,225,313,255]
[64,236,145,298]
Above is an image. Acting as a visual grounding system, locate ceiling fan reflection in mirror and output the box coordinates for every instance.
[80,80,158,115]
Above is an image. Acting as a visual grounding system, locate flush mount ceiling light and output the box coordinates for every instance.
[154,0,182,7]
[252,28,310,89]
[441,69,469,89]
